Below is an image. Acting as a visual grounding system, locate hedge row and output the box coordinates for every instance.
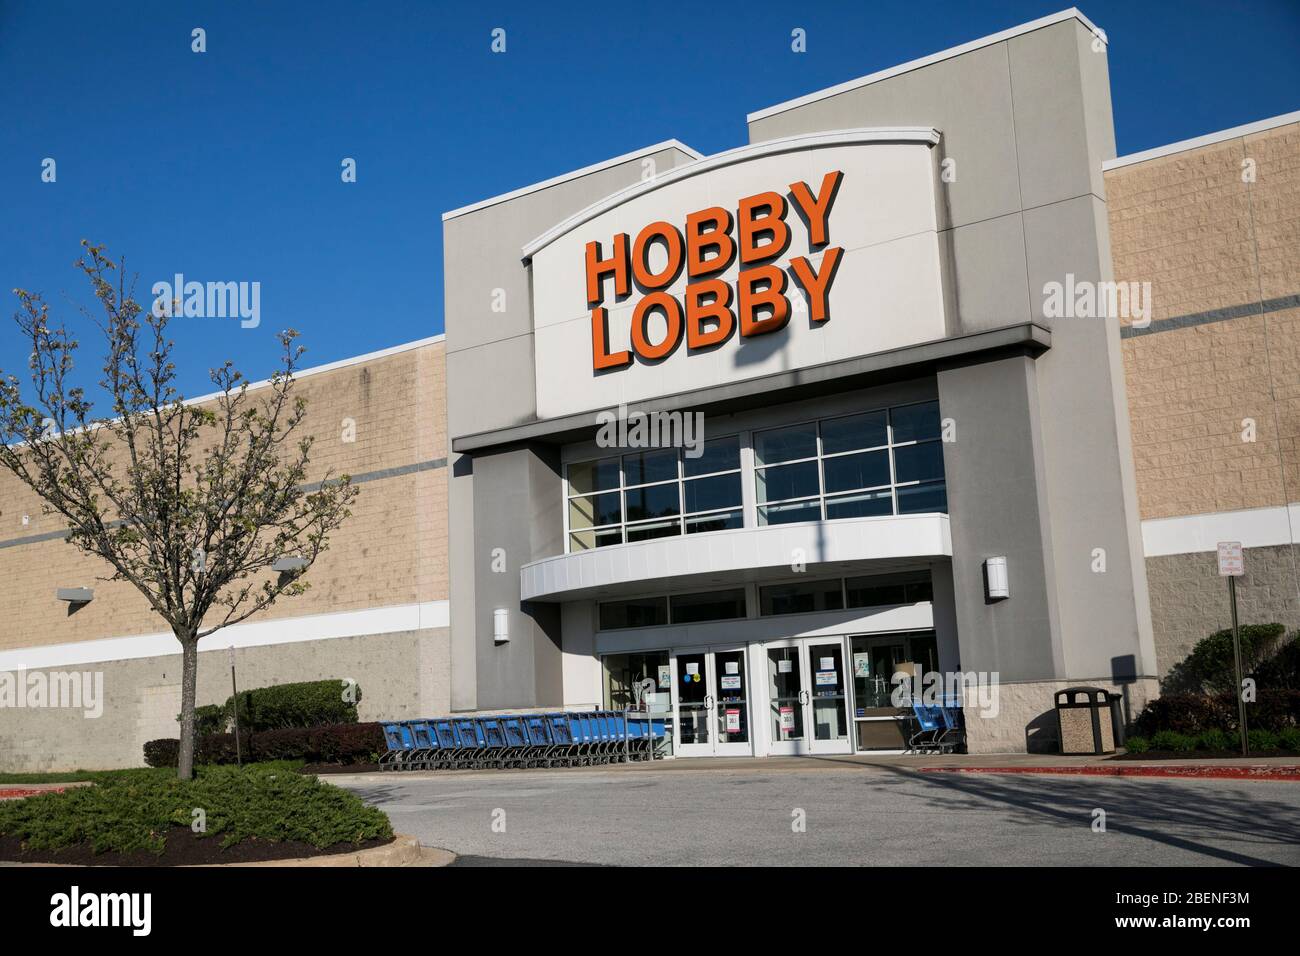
[184,679,363,735]
[1127,727,1300,754]
[145,721,384,768]
[1133,689,1300,737]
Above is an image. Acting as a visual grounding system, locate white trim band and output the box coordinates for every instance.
[442,140,704,222]
[1103,110,1300,171]
[747,9,1104,124]
[1141,504,1300,557]
[520,127,941,260]
[0,600,450,671]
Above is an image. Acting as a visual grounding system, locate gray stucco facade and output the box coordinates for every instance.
[441,11,1159,752]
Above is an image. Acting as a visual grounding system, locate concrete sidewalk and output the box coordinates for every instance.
[324,751,1300,785]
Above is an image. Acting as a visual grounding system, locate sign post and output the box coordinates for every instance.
[1217,542,1248,757]
[228,646,243,768]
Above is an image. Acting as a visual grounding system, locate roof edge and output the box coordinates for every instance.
[1102,109,1300,170]
[441,140,704,222]
[746,8,1104,124]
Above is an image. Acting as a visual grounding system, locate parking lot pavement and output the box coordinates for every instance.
[336,760,1300,866]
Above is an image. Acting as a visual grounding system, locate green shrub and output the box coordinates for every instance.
[1278,727,1300,751]
[1124,735,1150,754]
[1150,730,1196,752]
[143,721,383,768]
[1247,729,1279,752]
[1134,689,1300,736]
[0,763,392,855]
[1196,728,1230,751]
[1162,623,1289,694]
[225,679,362,731]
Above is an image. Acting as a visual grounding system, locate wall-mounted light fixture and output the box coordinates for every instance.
[272,556,309,573]
[493,608,510,644]
[55,587,94,604]
[983,557,1009,601]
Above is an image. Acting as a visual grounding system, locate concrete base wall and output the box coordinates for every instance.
[963,677,1159,754]
[1146,545,1300,676]
[0,628,450,773]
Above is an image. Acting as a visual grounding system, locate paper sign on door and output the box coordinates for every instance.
[725,661,739,675]
[819,657,835,670]
[779,706,795,732]
[720,675,741,690]
[778,660,793,673]
[686,662,699,675]
[815,671,838,686]
[725,709,741,733]
[658,666,671,688]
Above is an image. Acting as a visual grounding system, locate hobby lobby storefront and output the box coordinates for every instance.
[442,10,1161,755]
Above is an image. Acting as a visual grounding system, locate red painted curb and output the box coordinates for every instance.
[918,765,1300,781]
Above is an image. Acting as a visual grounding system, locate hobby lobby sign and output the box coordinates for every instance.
[586,171,845,372]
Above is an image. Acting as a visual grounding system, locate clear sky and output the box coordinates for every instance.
[2,1,1297,402]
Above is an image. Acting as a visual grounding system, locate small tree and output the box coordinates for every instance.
[0,243,358,779]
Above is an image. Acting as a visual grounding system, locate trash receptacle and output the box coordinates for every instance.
[1055,687,1115,755]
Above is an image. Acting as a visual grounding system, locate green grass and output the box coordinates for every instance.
[0,762,390,855]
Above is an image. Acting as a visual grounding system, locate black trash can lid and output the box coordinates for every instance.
[1056,686,1108,704]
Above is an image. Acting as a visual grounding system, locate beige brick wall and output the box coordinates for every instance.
[0,339,448,652]
[1108,122,1300,521]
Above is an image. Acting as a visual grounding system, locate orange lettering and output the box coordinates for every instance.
[585,235,630,306]
[789,247,843,323]
[737,191,790,264]
[737,266,790,337]
[788,171,843,247]
[685,207,735,277]
[685,279,735,350]
[591,307,632,371]
[630,292,683,361]
[632,222,684,289]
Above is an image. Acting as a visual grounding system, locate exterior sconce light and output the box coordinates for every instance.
[984,557,1009,601]
[272,556,309,573]
[56,587,94,604]
[493,608,510,644]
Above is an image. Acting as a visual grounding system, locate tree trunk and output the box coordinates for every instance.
[177,632,200,781]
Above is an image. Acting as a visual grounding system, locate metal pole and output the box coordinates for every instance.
[1229,576,1248,757]
[229,646,243,768]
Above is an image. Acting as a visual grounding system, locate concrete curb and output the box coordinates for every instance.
[195,834,456,867]
[919,765,1300,781]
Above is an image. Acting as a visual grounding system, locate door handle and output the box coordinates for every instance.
[705,694,714,710]
[798,690,809,705]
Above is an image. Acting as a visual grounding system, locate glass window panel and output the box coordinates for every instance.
[568,491,621,531]
[893,441,945,484]
[755,423,817,465]
[845,572,930,609]
[759,579,844,615]
[825,489,893,520]
[683,435,740,477]
[599,597,668,630]
[568,457,620,495]
[683,472,741,514]
[669,589,746,624]
[685,510,743,534]
[891,401,942,443]
[624,483,680,522]
[569,527,622,551]
[756,460,819,503]
[603,651,669,712]
[626,518,681,543]
[896,481,948,514]
[821,411,888,455]
[822,449,890,494]
[758,499,822,526]
[623,448,678,486]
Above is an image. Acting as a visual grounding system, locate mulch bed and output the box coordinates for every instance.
[301,762,381,775]
[1113,749,1300,760]
[0,827,393,867]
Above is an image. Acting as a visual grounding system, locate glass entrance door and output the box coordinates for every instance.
[763,638,852,755]
[673,646,752,757]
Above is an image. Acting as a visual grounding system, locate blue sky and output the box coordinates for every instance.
[1,0,1297,401]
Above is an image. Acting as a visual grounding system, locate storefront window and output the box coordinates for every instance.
[759,579,844,616]
[599,588,746,630]
[602,650,674,756]
[844,570,933,608]
[755,400,947,526]
[566,436,743,551]
[598,596,668,630]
